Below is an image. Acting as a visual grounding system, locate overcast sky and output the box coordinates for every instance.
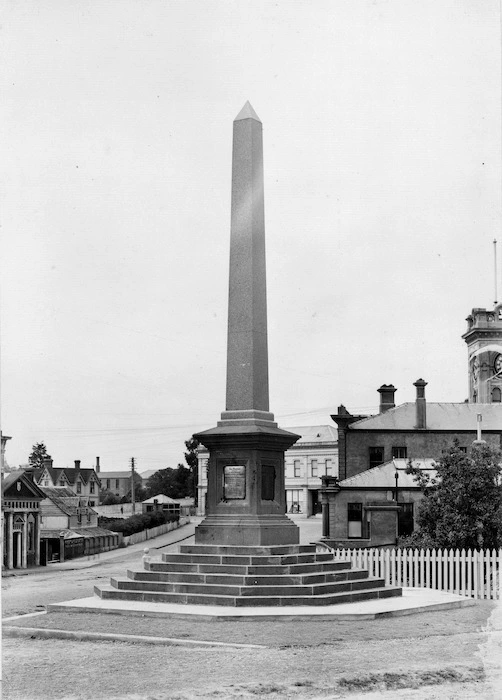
[1,0,501,473]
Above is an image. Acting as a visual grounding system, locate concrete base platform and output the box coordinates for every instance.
[47,587,475,621]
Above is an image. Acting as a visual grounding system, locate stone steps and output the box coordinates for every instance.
[111,574,383,598]
[92,543,402,608]
[161,552,335,566]
[147,559,352,576]
[127,567,369,586]
[95,583,402,608]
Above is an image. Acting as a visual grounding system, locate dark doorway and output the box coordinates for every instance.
[12,532,20,568]
[311,490,322,515]
[398,503,414,537]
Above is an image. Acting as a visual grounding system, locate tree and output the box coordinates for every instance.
[184,436,200,504]
[99,490,122,505]
[127,485,149,504]
[405,441,502,550]
[146,466,192,500]
[28,442,50,469]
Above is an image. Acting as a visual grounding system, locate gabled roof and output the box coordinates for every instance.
[98,471,142,480]
[282,425,338,444]
[340,459,437,489]
[57,468,99,485]
[142,493,178,504]
[40,486,97,516]
[347,403,502,431]
[31,466,99,486]
[2,470,46,499]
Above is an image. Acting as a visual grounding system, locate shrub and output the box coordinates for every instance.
[99,510,179,536]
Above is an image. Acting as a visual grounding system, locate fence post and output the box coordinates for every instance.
[431,548,436,591]
[454,549,459,595]
[419,549,425,588]
[473,550,479,599]
[460,549,466,597]
[390,548,396,586]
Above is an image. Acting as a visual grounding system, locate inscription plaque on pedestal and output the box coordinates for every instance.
[223,465,246,500]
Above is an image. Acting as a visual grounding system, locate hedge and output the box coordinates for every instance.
[98,511,179,536]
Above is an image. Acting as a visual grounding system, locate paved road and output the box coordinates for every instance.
[2,516,322,618]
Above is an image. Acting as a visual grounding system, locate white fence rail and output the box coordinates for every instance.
[121,517,188,547]
[330,547,501,600]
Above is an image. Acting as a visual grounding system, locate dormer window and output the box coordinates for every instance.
[76,482,82,494]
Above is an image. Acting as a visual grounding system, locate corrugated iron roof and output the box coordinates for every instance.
[98,471,143,480]
[142,493,178,504]
[349,403,502,431]
[340,459,437,488]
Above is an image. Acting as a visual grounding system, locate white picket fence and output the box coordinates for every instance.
[329,547,502,600]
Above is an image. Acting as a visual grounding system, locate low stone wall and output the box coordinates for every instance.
[121,517,189,547]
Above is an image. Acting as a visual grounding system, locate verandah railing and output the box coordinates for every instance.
[329,547,501,600]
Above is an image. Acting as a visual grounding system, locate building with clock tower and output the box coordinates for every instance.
[463,305,502,403]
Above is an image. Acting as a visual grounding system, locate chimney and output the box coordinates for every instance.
[43,457,53,469]
[74,460,81,471]
[377,384,396,413]
[414,379,427,429]
[95,456,100,473]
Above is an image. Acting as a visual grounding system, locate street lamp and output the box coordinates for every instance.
[394,469,399,502]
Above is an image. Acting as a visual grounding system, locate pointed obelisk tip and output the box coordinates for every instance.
[234,101,261,123]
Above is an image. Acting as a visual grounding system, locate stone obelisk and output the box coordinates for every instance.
[194,103,300,546]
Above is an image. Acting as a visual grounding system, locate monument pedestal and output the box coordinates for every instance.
[194,419,300,546]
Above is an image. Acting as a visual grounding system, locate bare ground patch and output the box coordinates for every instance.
[3,599,496,647]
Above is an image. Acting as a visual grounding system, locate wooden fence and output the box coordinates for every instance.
[121,517,188,546]
[329,547,502,600]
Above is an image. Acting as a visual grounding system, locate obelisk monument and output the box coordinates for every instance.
[194,103,300,545]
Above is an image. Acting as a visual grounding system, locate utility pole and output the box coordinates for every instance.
[131,457,136,515]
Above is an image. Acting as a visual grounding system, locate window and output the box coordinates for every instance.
[392,446,407,459]
[492,387,501,403]
[87,510,91,522]
[369,447,384,469]
[398,503,414,537]
[76,482,81,494]
[348,503,363,538]
[90,482,95,494]
[106,479,110,489]
[78,510,82,523]
[89,501,95,507]
[325,459,332,475]
[115,479,120,489]
[287,489,302,513]
[473,391,477,403]
[293,460,301,477]
[311,460,318,477]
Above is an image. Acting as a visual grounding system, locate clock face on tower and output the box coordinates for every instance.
[471,357,479,381]
[495,354,502,376]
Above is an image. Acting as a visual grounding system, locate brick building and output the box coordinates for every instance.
[324,380,502,548]
[333,380,502,482]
